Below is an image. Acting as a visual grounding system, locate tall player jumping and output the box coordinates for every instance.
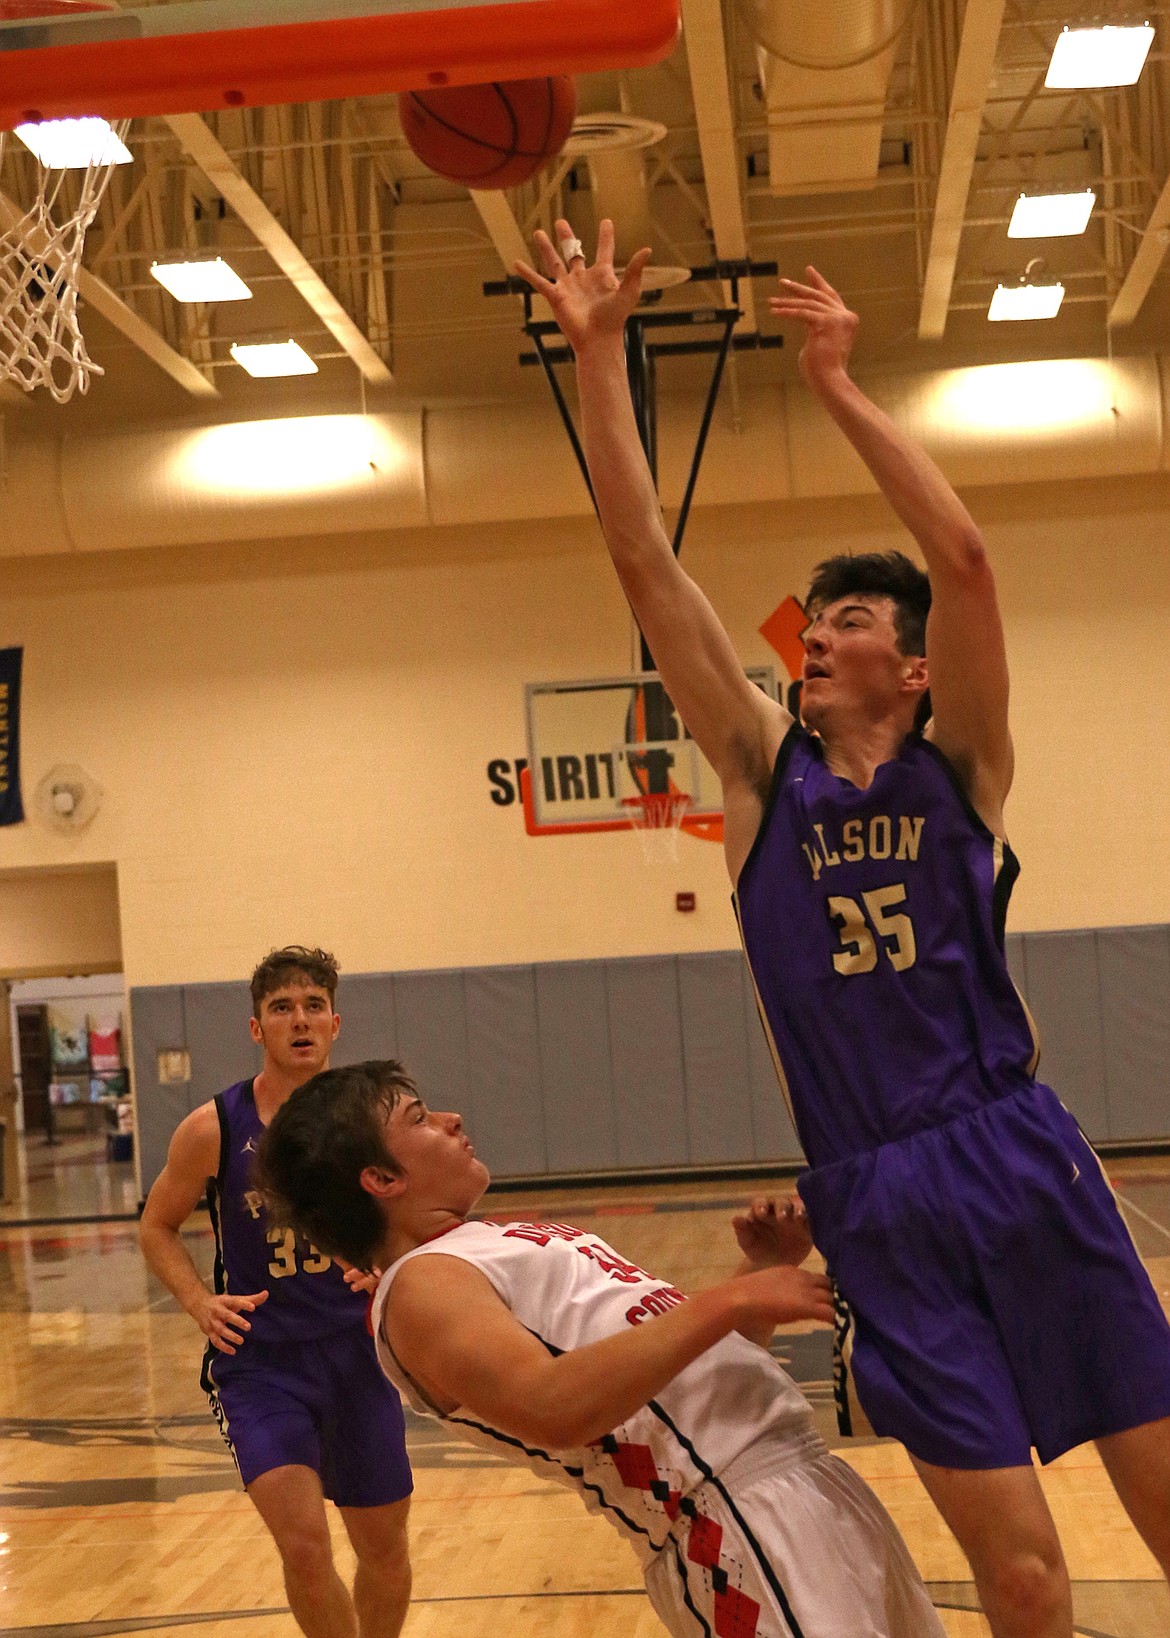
[516,223,1170,1638]
[139,948,413,1638]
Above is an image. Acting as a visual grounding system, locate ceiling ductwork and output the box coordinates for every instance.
[0,356,1165,559]
[740,0,914,194]
[571,114,690,290]
[738,0,911,69]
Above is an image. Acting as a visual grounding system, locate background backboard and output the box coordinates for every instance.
[523,668,778,836]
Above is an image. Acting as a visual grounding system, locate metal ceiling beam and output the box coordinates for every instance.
[679,0,757,329]
[165,112,394,385]
[470,189,558,324]
[469,188,532,275]
[1109,173,1170,327]
[0,188,219,398]
[77,266,220,396]
[918,0,1008,340]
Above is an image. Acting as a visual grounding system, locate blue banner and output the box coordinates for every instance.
[0,646,25,826]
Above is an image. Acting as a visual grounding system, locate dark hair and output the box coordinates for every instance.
[254,1059,416,1268]
[250,946,339,1016]
[804,551,931,658]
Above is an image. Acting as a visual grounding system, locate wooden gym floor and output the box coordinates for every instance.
[3,1145,1170,1638]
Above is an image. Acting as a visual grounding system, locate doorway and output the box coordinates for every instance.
[0,862,129,1221]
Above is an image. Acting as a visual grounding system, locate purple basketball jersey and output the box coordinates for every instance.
[735,727,1039,1168]
[208,1078,368,1342]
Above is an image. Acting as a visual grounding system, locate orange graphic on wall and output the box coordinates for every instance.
[759,595,809,682]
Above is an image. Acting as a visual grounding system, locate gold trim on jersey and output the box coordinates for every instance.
[832,1284,874,1441]
[1072,1116,1148,1264]
[732,892,799,1133]
[993,836,1042,1075]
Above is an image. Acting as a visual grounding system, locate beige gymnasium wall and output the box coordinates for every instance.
[0,864,122,976]
[0,468,1167,992]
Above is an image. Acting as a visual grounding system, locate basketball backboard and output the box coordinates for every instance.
[523,669,779,838]
[0,0,682,127]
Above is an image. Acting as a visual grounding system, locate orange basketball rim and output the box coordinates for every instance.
[0,0,682,128]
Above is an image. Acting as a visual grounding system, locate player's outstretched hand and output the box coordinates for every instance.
[769,267,859,391]
[194,1288,268,1354]
[342,1263,383,1296]
[733,1195,812,1269]
[733,1263,834,1330]
[514,217,651,353]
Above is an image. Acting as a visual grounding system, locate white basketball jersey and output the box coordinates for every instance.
[371,1219,813,1565]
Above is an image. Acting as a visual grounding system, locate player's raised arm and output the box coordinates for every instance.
[771,270,1013,830]
[385,1251,832,1449]
[515,221,788,797]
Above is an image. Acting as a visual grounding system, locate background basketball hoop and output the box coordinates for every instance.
[621,789,692,864]
[0,1,130,399]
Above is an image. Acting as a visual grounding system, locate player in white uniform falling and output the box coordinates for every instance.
[256,1059,946,1638]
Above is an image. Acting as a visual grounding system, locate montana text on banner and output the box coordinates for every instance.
[0,647,25,827]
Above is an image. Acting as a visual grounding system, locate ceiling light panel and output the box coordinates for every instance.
[15,116,132,168]
[1008,191,1096,238]
[230,341,319,377]
[988,283,1066,321]
[151,259,252,302]
[1045,23,1155,89]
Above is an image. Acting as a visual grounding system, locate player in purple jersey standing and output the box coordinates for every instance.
[516,223,1170,1638]
[139,948,412,1638]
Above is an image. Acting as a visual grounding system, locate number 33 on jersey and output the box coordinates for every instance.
[209,1079,371,1340]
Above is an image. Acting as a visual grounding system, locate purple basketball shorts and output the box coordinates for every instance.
[798,1080,1170,1469]
[202,1322,413,1505]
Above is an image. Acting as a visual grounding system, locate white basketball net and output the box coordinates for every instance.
[623,790,692,864]
[0,122,129,402]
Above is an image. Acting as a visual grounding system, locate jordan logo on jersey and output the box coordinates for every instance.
[801,813,926,881]
[241,1137,258,1154]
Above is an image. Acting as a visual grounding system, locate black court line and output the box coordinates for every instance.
[485,1162,806,1194]
[0,1588,1136,1638]
[0,1194,769,1234]
[8,1170,1166,1238]
[3,1157,1169,1235]
[0,1212,140,1229]
[0,1592,648,1638]
[0,1170,807,1232]
[13,1174,1168,1234]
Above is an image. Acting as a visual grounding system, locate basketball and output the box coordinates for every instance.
[399,76,577,190]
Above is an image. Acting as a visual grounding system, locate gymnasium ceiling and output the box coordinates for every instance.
[2,0,1170,437]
